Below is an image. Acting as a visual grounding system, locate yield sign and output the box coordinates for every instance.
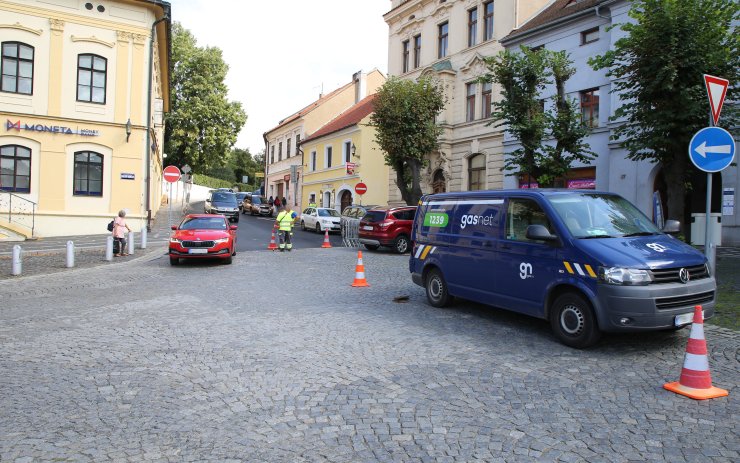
[703,74,729,125]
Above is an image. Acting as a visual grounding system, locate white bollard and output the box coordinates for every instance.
[127,231,135,256]
[66,240,75,268]
[11,245,22,275]
[106,236,114,261]
[140,226,147,249]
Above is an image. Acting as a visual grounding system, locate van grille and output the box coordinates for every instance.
[655,291,714,310]
[182,240,215,248]
[650,264,709,284]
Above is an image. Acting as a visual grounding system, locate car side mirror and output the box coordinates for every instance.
[526,224,558,242]
[662,219,680,234]
[171,225,177,230]
[230,225,238,230]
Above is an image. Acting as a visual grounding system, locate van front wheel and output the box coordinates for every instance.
[425,268,452,308]
[550,293,601,348]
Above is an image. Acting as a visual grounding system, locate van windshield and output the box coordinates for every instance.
[547,193,661,239]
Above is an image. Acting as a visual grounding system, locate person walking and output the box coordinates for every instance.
[112,209,132,257]
[274,205,297,252]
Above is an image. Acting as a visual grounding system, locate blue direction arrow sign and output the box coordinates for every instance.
[689,127,735,173]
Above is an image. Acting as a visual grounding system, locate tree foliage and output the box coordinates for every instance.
[369,76,445,205]
[479,47,595,187]
[589,0,739,222]
[164,23,247,173]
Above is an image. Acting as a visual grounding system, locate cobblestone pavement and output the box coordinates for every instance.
[0,248,737,462]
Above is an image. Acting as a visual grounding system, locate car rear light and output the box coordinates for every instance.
[378,220,392,229]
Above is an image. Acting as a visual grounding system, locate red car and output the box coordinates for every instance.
[358,206,417,254]
[169,214,237,265]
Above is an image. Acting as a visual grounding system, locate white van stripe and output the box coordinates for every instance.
[573,263,585,276]
[683,353,709,371]
[427,199,504,206]
[431,246,437,254]
[415,245,425,258]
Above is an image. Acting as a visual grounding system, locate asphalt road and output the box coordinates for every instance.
[233,209,345,252]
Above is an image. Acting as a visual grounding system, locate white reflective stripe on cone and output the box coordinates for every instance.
[689,323,705,340]
[683,352,710,371]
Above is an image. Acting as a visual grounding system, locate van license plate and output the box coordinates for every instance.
[363,226,373,231]
[188,249,208,254]
[674,310,704,326]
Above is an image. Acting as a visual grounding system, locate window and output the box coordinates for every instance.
[311,151,317,171]
[413,35,422,68]
[468,8,478,47]
[468,154,485,191]
[402,39,410,73]
[0,145,31,193]
[73,151,103,196]
[505,198,553,242]
[295,134,301,154]
[278,142,283,161]
[581,27,599,45]
[77,54,107,103]
[325,146,333,168]
[438,22,449,59]
[482,82,492,118]
[1,42,34,94]
[286,138,291,158]
[432,169,446,193]
[344,141,352,163]
[580,88,599,127]
[270,145,275,164]
[466,83,476,122]
[484,1,494,41]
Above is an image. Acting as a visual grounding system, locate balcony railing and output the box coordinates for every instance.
[0,190,36,237]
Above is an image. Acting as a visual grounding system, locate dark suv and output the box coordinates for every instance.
[205,190,240,222]
[358,206,417,254]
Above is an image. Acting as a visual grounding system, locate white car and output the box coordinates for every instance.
[300,207,341,233]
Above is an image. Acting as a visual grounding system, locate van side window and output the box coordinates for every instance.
[505,199,553,242]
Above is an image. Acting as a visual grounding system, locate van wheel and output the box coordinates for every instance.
[425,268,452,308]
[393,235,410,254]
[550,293,601,348]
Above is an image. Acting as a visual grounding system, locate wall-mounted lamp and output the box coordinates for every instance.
[351,143,358,158]
[125,118,132,142]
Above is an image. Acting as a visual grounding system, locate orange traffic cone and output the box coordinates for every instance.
[322,229,332,248]
[350,250,369,287]
[664,305,728,400]
[267,226,278,251]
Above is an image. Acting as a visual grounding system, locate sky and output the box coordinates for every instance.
[171,0,391,155]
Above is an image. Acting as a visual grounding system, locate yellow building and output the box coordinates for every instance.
[300,93,389,212]
[0,0,170,238]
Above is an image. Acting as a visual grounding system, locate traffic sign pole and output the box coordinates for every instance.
[705,112,714,273]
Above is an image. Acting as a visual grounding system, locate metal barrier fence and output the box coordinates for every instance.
[342,218,361,247]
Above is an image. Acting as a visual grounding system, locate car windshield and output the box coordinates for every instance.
[548,193,661,239]
[318,209,340,217]
[252,196,264,204]
[235,193,248,201]
[180,217,227,230]
[212,192,237,205]
[362,211,387,223]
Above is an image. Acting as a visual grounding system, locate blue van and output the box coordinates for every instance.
[410,190,715,348]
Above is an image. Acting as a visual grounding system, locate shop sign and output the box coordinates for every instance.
[120,173,135,180]
[6,119,99,136]
[567,178,595,189]
[283,174,290,182]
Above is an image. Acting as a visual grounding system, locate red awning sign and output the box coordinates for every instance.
[163,165,181,183]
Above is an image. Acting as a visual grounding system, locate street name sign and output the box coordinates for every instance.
[703,74,729,125]
[689,127,735,173]
[355,182,367,195]
[163,165,181,183]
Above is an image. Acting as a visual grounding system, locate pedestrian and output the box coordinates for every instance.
[282,196,287,208]
[268,195,274,206]
[274,205,297,252]
[112,209,131,257]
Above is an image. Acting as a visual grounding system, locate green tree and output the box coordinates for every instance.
[369,76,445,205]
[589,0,739,224]
[479,47,594,187]
[164,23,247,173]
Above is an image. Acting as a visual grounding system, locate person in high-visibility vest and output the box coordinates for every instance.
[274,205,297,251]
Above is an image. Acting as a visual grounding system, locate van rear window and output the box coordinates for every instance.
[362,211,387,223]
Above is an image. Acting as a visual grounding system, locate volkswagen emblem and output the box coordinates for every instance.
[679,268,690,284]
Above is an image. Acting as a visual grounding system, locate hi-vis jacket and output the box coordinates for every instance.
[276,211,295,231]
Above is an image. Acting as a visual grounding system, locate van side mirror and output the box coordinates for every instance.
[230,225,238,230]
[662,219,680,234]
[526,224,558,242]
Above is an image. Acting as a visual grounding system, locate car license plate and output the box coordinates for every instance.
[363,226,373,231]
[674,310,704,326]
[188,248,208,254]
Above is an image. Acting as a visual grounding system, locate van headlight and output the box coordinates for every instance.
[598,267,653,285]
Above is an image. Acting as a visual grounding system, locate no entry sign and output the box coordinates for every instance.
[163,165,181,183]
[355,182,367,195]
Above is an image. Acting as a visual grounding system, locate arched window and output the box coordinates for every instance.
[432,169,446,193]
[1,42,34,94]
[0,145,31,192]
[468,154,485,191]
[77,54,107,103]
[74,151,103,196]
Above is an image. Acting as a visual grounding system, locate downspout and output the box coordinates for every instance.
[145,14,169,231]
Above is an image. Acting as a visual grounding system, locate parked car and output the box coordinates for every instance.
[205,190,239,222]
[235,192,249,212]
[300,207,341,233]
[244,195,274,216]
[358,206,417,254]
[169,214,237,265]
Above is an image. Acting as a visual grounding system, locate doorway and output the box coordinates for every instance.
[340,190,352,212]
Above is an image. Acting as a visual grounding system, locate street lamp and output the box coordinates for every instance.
[351,143,358,159]
[125,118,132,142]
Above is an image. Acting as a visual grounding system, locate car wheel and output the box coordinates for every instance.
[425,268,451,308]
[364,244,380,251]
[315,224,321,233]
[550,292,601,349]
[301,220,306,231]
[169,257,179,266]
[393,235,410,254]
[224,255,233,264]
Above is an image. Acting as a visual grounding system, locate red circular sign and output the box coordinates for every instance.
[163,165,181,183]
[355,182,367,195]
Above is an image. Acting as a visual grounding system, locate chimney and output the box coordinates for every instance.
[353,70,366,104]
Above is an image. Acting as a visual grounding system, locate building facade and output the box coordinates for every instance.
[383,0,549,204]
[501,0,739,245]
[0,0,170,238]
[263,69,385,210]
[300,94,390,213]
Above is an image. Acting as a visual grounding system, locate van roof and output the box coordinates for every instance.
[422,189,615,201]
